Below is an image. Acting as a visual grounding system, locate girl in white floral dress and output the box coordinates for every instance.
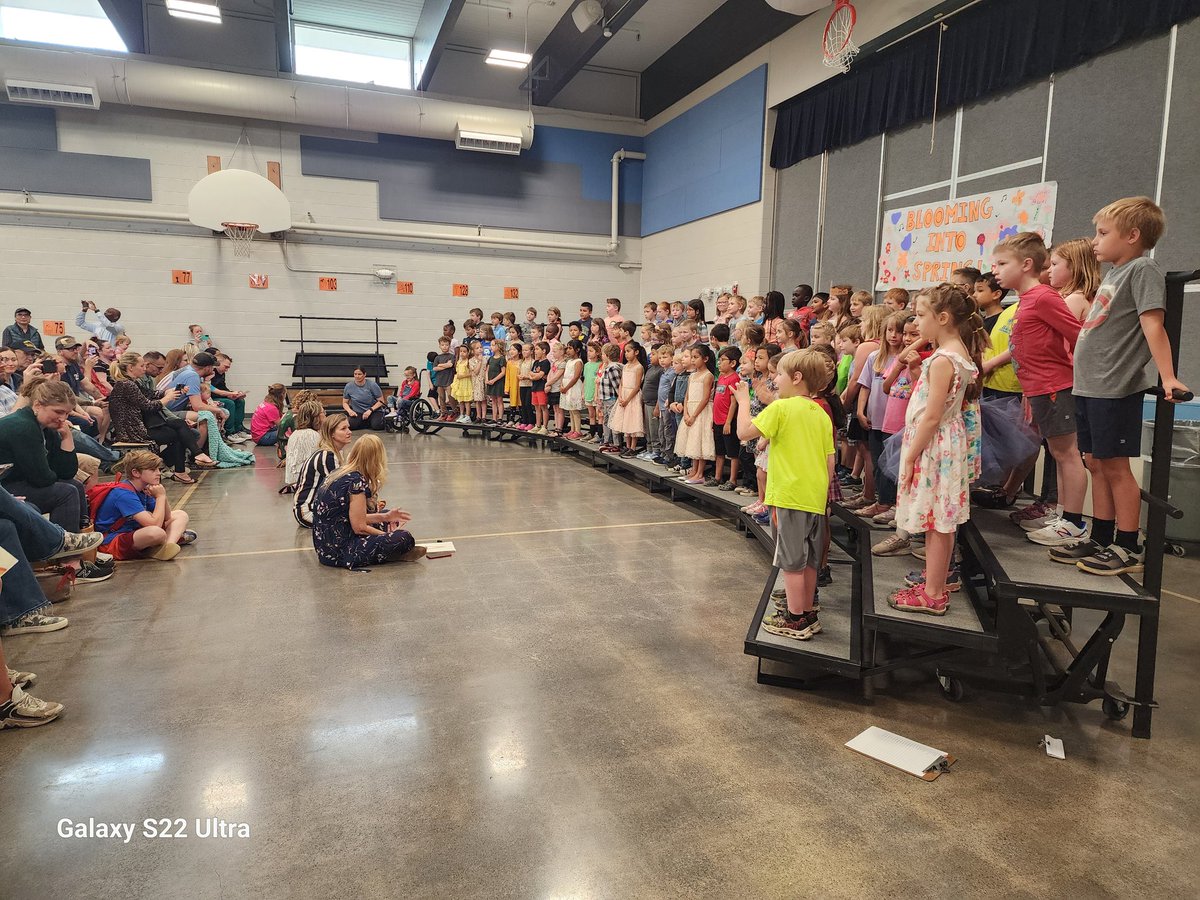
[890,284,988,615]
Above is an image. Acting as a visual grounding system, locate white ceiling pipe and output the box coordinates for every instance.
[0,197,614,255]
[609,148,645,253]
[0,44,534,147]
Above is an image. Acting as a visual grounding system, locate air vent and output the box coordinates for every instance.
[6,79,100,109]
[455,128,522,156]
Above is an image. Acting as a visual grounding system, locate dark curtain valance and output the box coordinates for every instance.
[770,0,1200,169]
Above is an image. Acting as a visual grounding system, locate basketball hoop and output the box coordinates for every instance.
[822,0,859,72]
[222,222,259,258]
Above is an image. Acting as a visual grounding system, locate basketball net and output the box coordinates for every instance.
[822,0,859,72]
[222,222,259,258]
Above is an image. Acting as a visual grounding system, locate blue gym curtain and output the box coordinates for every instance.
[769,0,1200,169]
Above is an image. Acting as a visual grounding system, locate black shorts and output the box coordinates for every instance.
[1075,392,1143,458]
[712,423,739,457]
[847,415,868,443]
[1029,389,1076,438]
[547,392,560,408]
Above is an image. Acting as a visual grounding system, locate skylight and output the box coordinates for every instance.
[0,0,126,52]
[293,23,412,91]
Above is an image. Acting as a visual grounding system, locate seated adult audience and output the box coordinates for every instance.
[0,483,103,640]
[310,434,424,568]
[108,352,215,483]
[93,450,195,562]
[164,351,228,444]
[0,348,19,416]
[293,414,351,527]
[210,353,249,441]
[343,367,386,431]
[4,308,42,351]
[0,380,88,531]
[54,335,110,441]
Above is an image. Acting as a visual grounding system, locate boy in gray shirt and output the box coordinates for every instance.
[1062,197,1189,576]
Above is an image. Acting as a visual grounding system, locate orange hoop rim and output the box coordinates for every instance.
[823,0,857,58]
[221,222,260,231]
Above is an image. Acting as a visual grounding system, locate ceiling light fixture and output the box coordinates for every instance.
[486,48,533,68]
[165,0,222,23]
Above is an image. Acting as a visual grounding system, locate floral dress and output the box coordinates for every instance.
[469,356,486,402]
[311,472,414,569]
[895,349,979,535]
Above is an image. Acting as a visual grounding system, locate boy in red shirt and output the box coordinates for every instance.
[994,232,1089,547]
[709,347,742,490]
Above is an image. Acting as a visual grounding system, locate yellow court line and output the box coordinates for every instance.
[171,470,207,510]
[1161,588,1200,605]
[389,454,552,466]
[162,516,725,562]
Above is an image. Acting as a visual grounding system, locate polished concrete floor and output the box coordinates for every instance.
[2,433,1199,899]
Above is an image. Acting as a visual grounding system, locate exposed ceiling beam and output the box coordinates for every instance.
[273,0,293,73]
[640,0,803,121]
[97,0,145,54]
[415,0,467,92]
[529,0,649,108]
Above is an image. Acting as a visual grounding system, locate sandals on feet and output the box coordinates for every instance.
[178,530,198,546]
[170,472,196,484]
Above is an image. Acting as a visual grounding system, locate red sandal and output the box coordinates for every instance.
[887,584,949,616]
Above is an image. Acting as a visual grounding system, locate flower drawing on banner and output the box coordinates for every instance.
[1018,210,1029,224]
[1013,190,1026,205]
[898,251,909,268]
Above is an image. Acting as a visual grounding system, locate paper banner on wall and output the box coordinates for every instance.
[249,274,269,289]
[876,182,1057,290]
[452,283,469,297]
[42,320,65,337]
[172,269,193,285]
[504,286,519,300]
[319,277,338,291]
[396,281,414,295]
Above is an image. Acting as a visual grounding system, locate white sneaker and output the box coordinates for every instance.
[0,684,63,728]
[1020,510,1060,531]
[1027,517,1089,547]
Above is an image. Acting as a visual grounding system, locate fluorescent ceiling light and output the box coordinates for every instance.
[486,48,532,68]
[166,0,221,22]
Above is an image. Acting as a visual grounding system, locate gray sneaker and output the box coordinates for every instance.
[0,685,63,728]
[0,613,68,636]
[45,530,105,562]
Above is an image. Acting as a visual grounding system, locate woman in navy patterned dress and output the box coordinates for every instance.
[310,434,425,569]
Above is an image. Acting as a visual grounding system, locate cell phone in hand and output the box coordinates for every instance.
[87,345,98,356]
[175,383,189,394]
[41,358,58,374]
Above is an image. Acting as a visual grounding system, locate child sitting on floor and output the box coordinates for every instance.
[92,450,195,562]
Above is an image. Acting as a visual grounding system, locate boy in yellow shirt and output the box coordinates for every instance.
[736,349,836,640]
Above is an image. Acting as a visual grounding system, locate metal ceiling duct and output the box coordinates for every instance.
[0,44,534,149]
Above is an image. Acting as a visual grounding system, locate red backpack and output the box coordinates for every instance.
[86,479,139,533]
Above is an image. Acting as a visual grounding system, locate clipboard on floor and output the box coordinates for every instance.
[845,726,956,781]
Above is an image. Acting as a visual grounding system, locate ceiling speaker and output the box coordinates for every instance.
[572,0,604,32]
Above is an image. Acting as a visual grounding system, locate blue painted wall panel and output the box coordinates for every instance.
[0,102,152,200]
[641,65,766,236]
[300,125,643,237]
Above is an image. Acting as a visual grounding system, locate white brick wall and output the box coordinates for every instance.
[2,105,640,392]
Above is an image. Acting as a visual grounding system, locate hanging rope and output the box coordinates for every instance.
[225,126,262,171]
[930,22,948,155]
